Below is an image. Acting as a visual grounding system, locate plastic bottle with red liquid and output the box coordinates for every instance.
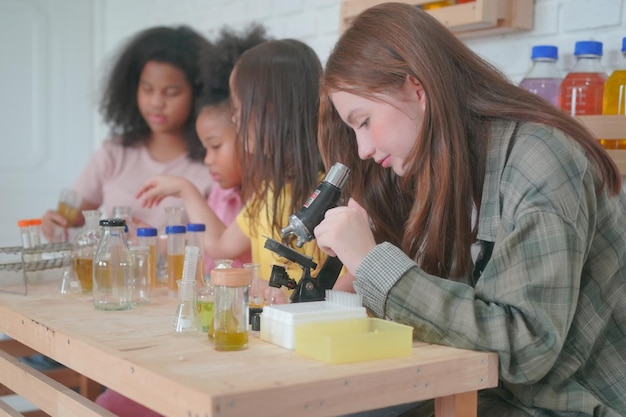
[519,45,562,107]
[601,37,626,149]
[559,40,607,116]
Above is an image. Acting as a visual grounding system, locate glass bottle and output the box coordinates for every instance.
[602,37,626,149]
[166,225,186,298]
[136,227,157,291]
[212,268,252,351]
[519,45,562,107]
[72,209,101,293]
[186,223,206,286]
[197,274,215,335]
[93,218,134,311]
[559,40,607,116]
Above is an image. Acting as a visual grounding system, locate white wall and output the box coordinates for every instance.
[90,0,626,147]
[93,0,626,85]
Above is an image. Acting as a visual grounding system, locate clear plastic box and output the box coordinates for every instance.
[294,318,413,364]
[260,301,367,350]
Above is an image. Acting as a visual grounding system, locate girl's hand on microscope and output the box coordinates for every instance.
[314,198,376,275]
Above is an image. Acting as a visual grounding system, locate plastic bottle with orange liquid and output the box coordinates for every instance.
[559,41,607,117]
[602,37,626,149]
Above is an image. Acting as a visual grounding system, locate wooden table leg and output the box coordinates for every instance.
[434,391,477,417]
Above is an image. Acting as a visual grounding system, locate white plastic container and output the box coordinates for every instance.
[260,301,367,350]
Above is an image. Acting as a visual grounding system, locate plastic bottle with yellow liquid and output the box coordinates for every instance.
[602,37,626,149]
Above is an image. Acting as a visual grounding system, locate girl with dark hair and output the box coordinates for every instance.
[138,39,327,301]
[136,23,268,272]
[41,25,213,241]
[315,3,626,416]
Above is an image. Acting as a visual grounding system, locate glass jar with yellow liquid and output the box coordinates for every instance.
[73,210,101,293]
[212,268,252,351]
[166,225,186,298]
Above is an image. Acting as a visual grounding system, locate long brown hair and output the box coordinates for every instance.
[320,2,620,279]
[232,39,324,239]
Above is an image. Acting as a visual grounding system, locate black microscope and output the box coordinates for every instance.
[264,162,350,303]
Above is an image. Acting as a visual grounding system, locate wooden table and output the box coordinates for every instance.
[0,273,498,417]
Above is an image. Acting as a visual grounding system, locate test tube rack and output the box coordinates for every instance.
[0,242,72,295]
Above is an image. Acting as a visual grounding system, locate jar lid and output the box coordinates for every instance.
[137,227,158,237]
[17,219,41,227]
[165,225,186,234]
[99,218,126,227]
[187,223,206,232]
[211,268,252,287]
[574,40,603,56]
[531,45,558,60]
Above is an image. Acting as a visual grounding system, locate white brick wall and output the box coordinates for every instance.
[96,0,626,84]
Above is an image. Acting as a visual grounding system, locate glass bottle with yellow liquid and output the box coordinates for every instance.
[166,225,186,298]
[73,210,101,293]
[93,218,134,311]
[602,37,626,149]
[421,0,455,10]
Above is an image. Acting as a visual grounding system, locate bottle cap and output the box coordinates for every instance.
[99,218,126,227]
[186,223,206,232]
[17,219,41,227]
[531,45,558,60]
[574,40,603,56]
[137,227,158,237]
[211,268,252,287]
[165,225,186,234]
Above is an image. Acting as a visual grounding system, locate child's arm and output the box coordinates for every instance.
[136,175,251,260]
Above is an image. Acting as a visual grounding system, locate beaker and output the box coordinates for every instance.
[174,279,199,333]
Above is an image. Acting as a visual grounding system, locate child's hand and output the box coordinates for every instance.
[136,175,190,208]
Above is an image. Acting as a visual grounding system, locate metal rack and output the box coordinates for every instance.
[0,242,72,294]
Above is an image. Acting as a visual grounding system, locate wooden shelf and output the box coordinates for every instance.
[577,115,626,175]
[339,0,534,38]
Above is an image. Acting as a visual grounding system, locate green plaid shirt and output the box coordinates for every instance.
[354,120,626,416]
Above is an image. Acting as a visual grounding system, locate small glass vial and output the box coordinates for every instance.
[166,225,186,298]
[136,227,157,291]
[196,274,215,334]
[93,218,134,311]
[112,206,136,244]
[17,219,42,282]
[212,268,252,351]
[244,263,264,308]
[186,223,206,285]
[130,245,151,305]
[214,259,233,269]
[73,210,101,293]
